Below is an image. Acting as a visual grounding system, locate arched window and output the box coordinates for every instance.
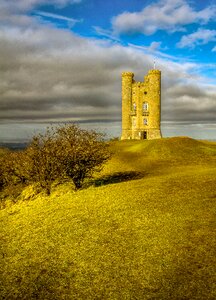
[143,118,148,125]
[143,102,148,111]
[133,102,136,111]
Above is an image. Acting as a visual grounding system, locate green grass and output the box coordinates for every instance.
[1,137,216,299]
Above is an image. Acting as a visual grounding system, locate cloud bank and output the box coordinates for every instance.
[112,0,216,35]
[177,28,216,48]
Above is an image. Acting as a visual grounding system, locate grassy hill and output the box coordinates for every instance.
[1,137,216,299]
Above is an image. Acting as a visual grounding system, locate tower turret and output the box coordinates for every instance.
[121,72,134,140]
[144,69,161,139]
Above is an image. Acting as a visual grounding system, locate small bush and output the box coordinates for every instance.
[55,125,110,189]
[0,151,30,203]
[25,134,65,195]
[1,151,29,186]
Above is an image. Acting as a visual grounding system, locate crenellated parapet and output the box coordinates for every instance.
[148,69,161,75]
[122,72,134,77]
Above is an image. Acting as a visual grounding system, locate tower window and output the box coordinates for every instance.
[133,118,136,126]
[143,102,148,111]
[133,102,136,111]
[143,118,148,125]
[144,91,147,95]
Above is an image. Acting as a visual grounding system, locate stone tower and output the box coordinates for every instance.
[121,69,162,140]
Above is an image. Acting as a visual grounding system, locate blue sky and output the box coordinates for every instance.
[0,0,216,141]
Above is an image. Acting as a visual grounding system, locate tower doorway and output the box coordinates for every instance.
[141,131,147,140]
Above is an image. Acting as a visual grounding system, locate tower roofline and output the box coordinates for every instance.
[122,72,134,77]
[148,69,161,74]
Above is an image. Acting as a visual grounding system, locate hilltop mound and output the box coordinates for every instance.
[104,137,216,176]
[118,136,216,160]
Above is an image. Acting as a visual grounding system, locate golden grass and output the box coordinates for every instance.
[0,137,216,299]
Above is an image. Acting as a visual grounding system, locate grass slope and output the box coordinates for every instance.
[1,137,216,299]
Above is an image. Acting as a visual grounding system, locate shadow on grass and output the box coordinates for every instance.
[92,171,146,187]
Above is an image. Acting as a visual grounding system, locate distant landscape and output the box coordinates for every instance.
[1,137,216,299]
[1,137,216,151]
[0,142,29,151]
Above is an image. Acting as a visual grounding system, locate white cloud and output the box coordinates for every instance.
[34,11,82,27]
[0,0,82,29]
[177,28,216,48]
[112,0,216,35]
[148,41,167,51]
[0,0,81,12]
[128,43,180,61]
[93,26,121,42]
[211,46,216,52]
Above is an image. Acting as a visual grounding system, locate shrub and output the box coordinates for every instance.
[55,124,110,189]
[0,151,28,187]
[0,150,30,202]
[26,124,111,194]
[0,157,4,191]
[25,134,65,195]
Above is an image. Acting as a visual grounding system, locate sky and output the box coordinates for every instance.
[0,0,216,142]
